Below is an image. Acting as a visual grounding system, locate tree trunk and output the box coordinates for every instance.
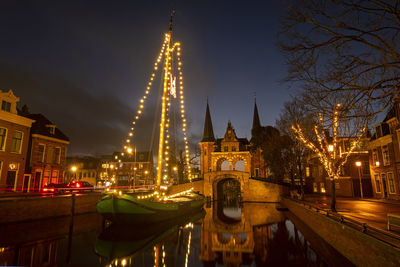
[298,156,304,200]
[330,178,337,212]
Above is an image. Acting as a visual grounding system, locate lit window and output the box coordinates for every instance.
[0,128,6,151]
[388,172,396,193]
[313,183,318,192]
[51,170,58,183]
[374,174,381,193]
[1,100,11,112]
[306,167,310,177]
[320,182,326,193]
[11,131,23,153]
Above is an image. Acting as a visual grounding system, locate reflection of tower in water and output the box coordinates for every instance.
[200,202,283,266]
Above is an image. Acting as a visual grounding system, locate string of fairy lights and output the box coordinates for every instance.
[291,103,366,180]
[114,30,192,185]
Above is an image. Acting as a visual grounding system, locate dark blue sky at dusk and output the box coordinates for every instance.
[0,0,292,155]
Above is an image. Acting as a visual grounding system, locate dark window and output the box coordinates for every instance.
[11,131,23,153]
[232,146,236,152]
[38,144,45,162]
[53,147,61,164]
[224,146,228,152]
[1,100,11,112]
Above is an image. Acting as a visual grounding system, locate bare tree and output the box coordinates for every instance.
[279,0,400,118]
[291,104,366,211]
[276,98,316,199]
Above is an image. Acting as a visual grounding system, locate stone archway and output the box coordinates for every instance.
[214,177,241,202]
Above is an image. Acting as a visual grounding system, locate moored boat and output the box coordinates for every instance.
[97,190,205,224]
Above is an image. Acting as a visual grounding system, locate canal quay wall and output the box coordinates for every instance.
[282,197,400,267]
[168,180,204,195]
[0,193,102,224]
[169,179,288,203]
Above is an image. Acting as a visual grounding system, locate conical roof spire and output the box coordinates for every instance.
[252,98,261,131]
[201,100,215,142]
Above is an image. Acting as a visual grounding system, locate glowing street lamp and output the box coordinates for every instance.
[355,161,363,198]
[328,145,334,152]
[71,166,77,180]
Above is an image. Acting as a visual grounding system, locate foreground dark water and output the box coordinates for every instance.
[0,200,353,266]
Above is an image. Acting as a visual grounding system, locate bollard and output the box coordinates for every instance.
[71,193,76,216]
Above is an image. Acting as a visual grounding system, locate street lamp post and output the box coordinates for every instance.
[355,161,363,199]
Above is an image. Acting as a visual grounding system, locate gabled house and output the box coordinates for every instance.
[0,90,34,191]
[369,103,400,200]
[24,113,69,191]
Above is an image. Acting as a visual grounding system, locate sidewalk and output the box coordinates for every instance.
[300,194,400,235]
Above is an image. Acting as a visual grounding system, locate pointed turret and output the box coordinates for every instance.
[201,101,215,142]
[252,99,261,131]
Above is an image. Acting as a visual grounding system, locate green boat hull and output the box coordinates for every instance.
[97,193,205,224]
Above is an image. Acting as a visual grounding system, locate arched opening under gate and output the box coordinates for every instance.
[215,178,242,223]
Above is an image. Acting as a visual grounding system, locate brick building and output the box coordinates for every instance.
[65,156,103,185]
[304,137,372,198]
[110,151,154,187]
[369,103,400,200]
[24,113,69,191]
[0,90,34,191]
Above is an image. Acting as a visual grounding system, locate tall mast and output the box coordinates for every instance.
[156,11,174,186]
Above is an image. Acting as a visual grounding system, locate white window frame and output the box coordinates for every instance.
[53,147,61,164]
[38,143,46,162]
[382,145,390,166]
[0,127,7,151]
[387,172,396,194]
[11,130,23,154]
[374,174,381,193]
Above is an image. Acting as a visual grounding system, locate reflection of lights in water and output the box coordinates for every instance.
[223,207,242,219]
[184,231,192,267]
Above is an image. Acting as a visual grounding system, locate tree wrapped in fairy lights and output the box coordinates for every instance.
[291,104,366,212]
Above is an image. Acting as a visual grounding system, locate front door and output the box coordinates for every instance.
[382,174,388,198]
[33,172,41,191]
[6,170,16,191]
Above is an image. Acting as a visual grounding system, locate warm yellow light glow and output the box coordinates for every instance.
[328,145,334,152]
[376,161,380,166]
[71,166,77,172]
[355,161,362,167]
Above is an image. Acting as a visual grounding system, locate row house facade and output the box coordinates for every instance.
[0,90,34,191]
[24,113,69,191]
[369,104,400,200]
[305,137,373,198]
[65,156,104,186]
[111,151,154,187]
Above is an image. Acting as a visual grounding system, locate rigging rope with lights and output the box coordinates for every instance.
[115,12,192,186]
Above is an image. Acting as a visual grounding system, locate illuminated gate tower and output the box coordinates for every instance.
[199,100,268,180]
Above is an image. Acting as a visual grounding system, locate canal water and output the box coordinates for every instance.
[0,198,353,266]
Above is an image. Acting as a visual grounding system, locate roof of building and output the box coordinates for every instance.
[201,102,215,142]
[252,100,261,131]
[26,113,69,141]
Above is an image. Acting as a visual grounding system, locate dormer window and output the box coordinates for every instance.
[46,125,56,135]
[1,100,11,112]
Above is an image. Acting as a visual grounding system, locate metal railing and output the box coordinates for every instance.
[287,197,400,248]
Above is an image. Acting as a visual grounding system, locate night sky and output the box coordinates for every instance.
[0,0,290,156]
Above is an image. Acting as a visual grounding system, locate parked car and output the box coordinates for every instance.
[67,181,94,192]
[42,183,68,193]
